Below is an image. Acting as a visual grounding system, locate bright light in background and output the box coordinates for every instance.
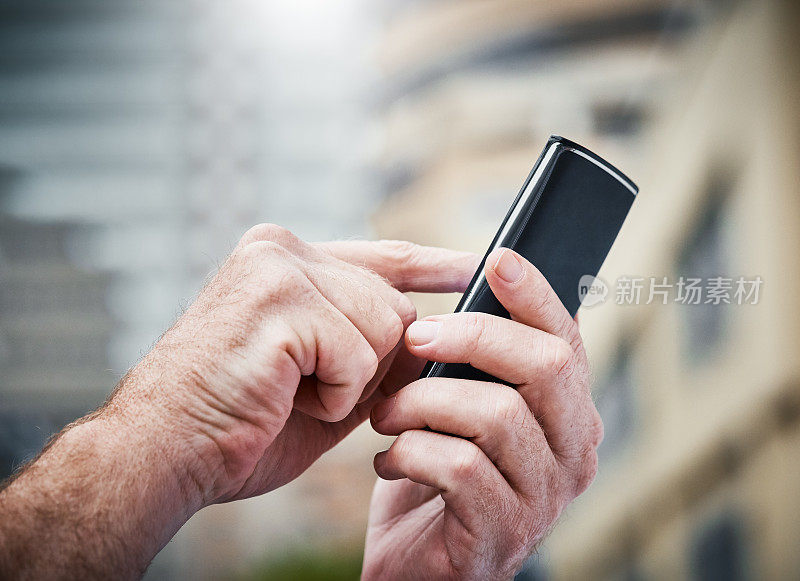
[253,0,366,48]
[142,2,384,574]
[180,0,381,240]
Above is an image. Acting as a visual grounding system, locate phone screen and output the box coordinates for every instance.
[422,137,637,382]
[513,147,636,316]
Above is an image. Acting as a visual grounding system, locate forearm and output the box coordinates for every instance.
[0,408,205,579]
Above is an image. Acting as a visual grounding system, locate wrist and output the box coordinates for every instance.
[0,409,206,578]
[106,359,278,506]
[98,382,227,511]
[94,405,209,513]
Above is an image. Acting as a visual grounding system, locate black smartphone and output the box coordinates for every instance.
[421,135,638,383]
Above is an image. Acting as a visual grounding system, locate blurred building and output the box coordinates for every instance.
[372,0,694,316]
[0,0,383,578]
[372,0,800,579]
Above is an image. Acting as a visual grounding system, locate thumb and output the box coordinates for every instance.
[317,240,479,293]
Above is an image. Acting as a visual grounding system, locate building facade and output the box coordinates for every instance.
[372,1,800,578]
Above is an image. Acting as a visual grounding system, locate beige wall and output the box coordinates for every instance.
[544,1,800,578]
[373,0,800,578]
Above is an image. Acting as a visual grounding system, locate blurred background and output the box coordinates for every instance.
[0,0,798,579]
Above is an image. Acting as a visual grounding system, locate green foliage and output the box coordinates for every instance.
[242,547,363,581]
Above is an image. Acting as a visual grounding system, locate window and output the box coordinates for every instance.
[595,344,638,461]
[593,101,645,137]
[677,171,735,365]
[690,512,749,581]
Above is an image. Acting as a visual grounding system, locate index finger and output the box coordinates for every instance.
[317,240,479,294]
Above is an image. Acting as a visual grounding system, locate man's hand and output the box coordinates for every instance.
[362,248,603,580]
[0,225,477,578]
[121,225,476,503]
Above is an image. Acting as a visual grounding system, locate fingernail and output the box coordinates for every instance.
[373,450,389,478]
[407,320,441,346]
[493,249,523,283]
[371,397,395,423]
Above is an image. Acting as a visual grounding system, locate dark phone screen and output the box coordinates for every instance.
[512,148,634,316]
[423,145,636,382]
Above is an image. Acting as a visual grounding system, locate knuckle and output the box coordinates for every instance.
[588,407,605,448]
[574,446,599,495]
[237,239,290,262]
[385,310,405,349]
[563,317,582,347]
[263,259,306,294]
[452,443,483,482]
[356,339,380,382]
[234,243,308,302]
[546,337,574,377]
[379,239,420,263]
[527,276,555,314]
[377,240,420,286]
[367,303,403,360]
[240,223,295,248]
[391,431,417,466]
[492,389,528,427]
[396,293,418,328]
[261,344,304,399]
[270,327,311,376]
[462,313,489,357]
